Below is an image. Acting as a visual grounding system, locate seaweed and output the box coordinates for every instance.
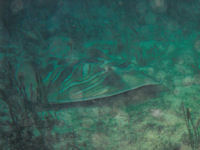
[0,57,58,150]
[181,102,200,150]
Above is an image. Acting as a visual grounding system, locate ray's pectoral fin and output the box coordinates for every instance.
[42,84,168,110]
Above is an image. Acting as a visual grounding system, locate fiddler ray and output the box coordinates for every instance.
[17,59,168,111]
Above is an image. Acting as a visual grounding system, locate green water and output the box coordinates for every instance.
[0,0,200,149]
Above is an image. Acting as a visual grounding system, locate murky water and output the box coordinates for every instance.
[0,0,200,149]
